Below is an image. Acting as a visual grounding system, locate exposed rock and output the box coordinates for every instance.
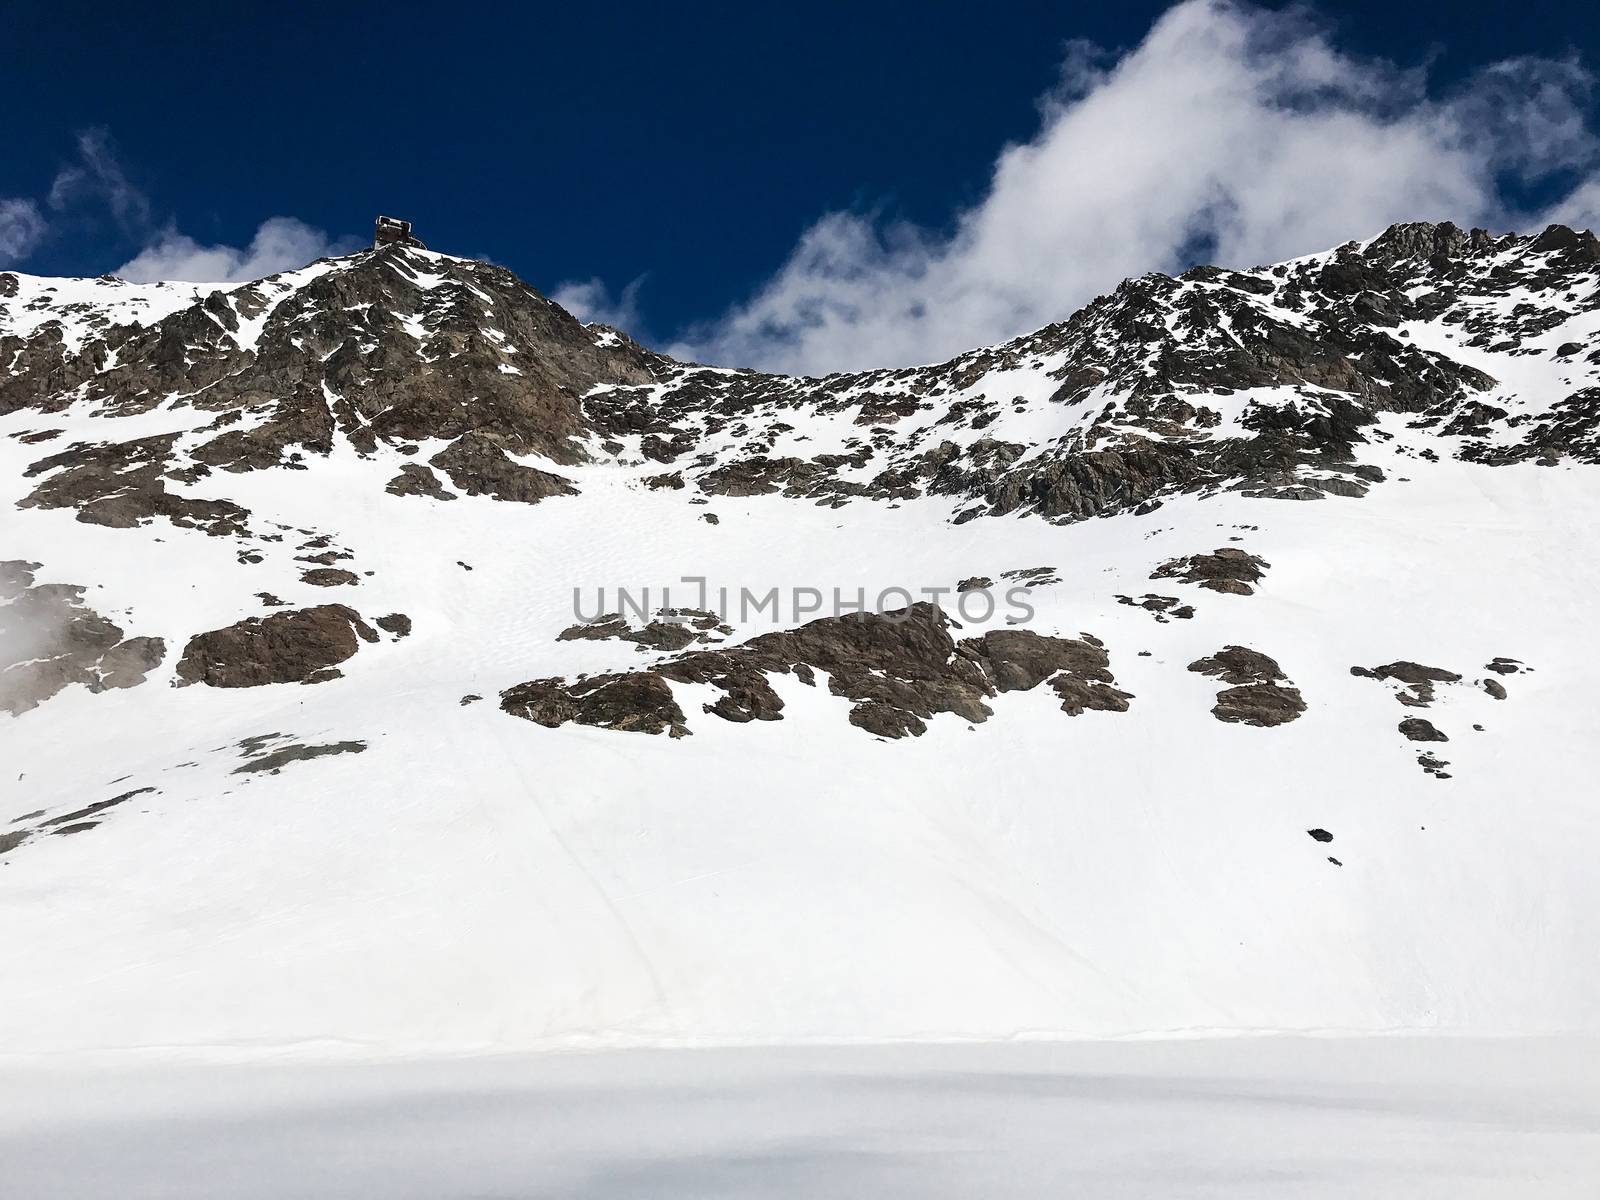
[0,559,40,601]
[502,671,689,737]
[1399,717,1449,742]
[385,463,457,501]
[20,434,251,536]
[558,609,731,653]
[95,636,167,690]
[40,787,155,829]
[375,613,412,638]
[1483,678,1507,700]
[1350,660,1462,707]
[429,433,577,504]
[1188,646,1286,686]
[505,603,1131,739]
[1418,752,1452,779]
[1115,593,1195,622]
[301,567,359,587]
[174,604,378,688]
[1209,683,1307,726]
[1188,645,1305,726]
[1152,548,1269,595]
[8,222,1594,543]
[1000,566,1060,588]
[1,569,166,715]
[1308,829,1333,843]
[1,786,159,853]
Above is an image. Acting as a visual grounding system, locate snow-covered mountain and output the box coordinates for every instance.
[3,221,1598,1055]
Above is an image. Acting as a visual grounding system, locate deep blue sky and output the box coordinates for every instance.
[6,0,1598,339]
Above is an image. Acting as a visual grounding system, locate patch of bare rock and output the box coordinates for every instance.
[1349,656,1528,773]
[558,608,732,654]
[375,613,411,639]
[1187,646,1306,726]
[174,604,378,688]
[385,463,457,501]
[1152,547,1269,595]
[1350,661,1462,707]
[19,434,252,536]
[1116,593,1195,622]
[504,602,1132,739]
[232,737,368,775]
[427,433,576,504]
[1399,717,1449,742]
[0,785,159,855]
[1,560,166,716]
[301,567,360,587]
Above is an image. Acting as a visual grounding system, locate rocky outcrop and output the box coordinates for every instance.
[9,223,1600,540]
[20,434,251,535]
[1188,646,1305,726]
[174,604,378,688]
[505,603,1131,739]
[1116,593,1195,621]
[1153,548,1269,595]
[385,464,456,501]
[428,433,577,504]
[558,609,731,653]
[1399,717,1449,743]
[1351,661,1463,707]
[1,561,167,716]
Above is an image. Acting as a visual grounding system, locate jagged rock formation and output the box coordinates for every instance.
[504,603,1130,739]
[5,222,1600,547]
[1152,548,1269,595]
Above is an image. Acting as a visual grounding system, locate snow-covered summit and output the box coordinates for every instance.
[2,223,1598,1056]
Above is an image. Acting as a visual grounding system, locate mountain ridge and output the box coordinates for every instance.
[2,219,1597,1054]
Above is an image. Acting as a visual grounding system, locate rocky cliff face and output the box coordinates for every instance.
[5,222,1597,541]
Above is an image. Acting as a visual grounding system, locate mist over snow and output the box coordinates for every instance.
[616,0,1600,374]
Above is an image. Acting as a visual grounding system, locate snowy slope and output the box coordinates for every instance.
[2,223,1598,1057]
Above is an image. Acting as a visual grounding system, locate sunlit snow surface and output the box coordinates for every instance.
[2,1040,1597,1198]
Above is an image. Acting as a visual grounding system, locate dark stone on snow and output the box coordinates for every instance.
[1152,548,1269,595]
[375,613,412,638]
[233,741,368,775]
[505,602,1131,739]
[174,604,378,688]
[301,567,359,587]
[1399,717,1449,742]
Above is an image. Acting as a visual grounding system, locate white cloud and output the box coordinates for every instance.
[47,128,151,231]
[0,129,353,282]
[669,0,1600,374]
[116,217,359,283]
[0,199,47,265]
[550,275,648,333]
